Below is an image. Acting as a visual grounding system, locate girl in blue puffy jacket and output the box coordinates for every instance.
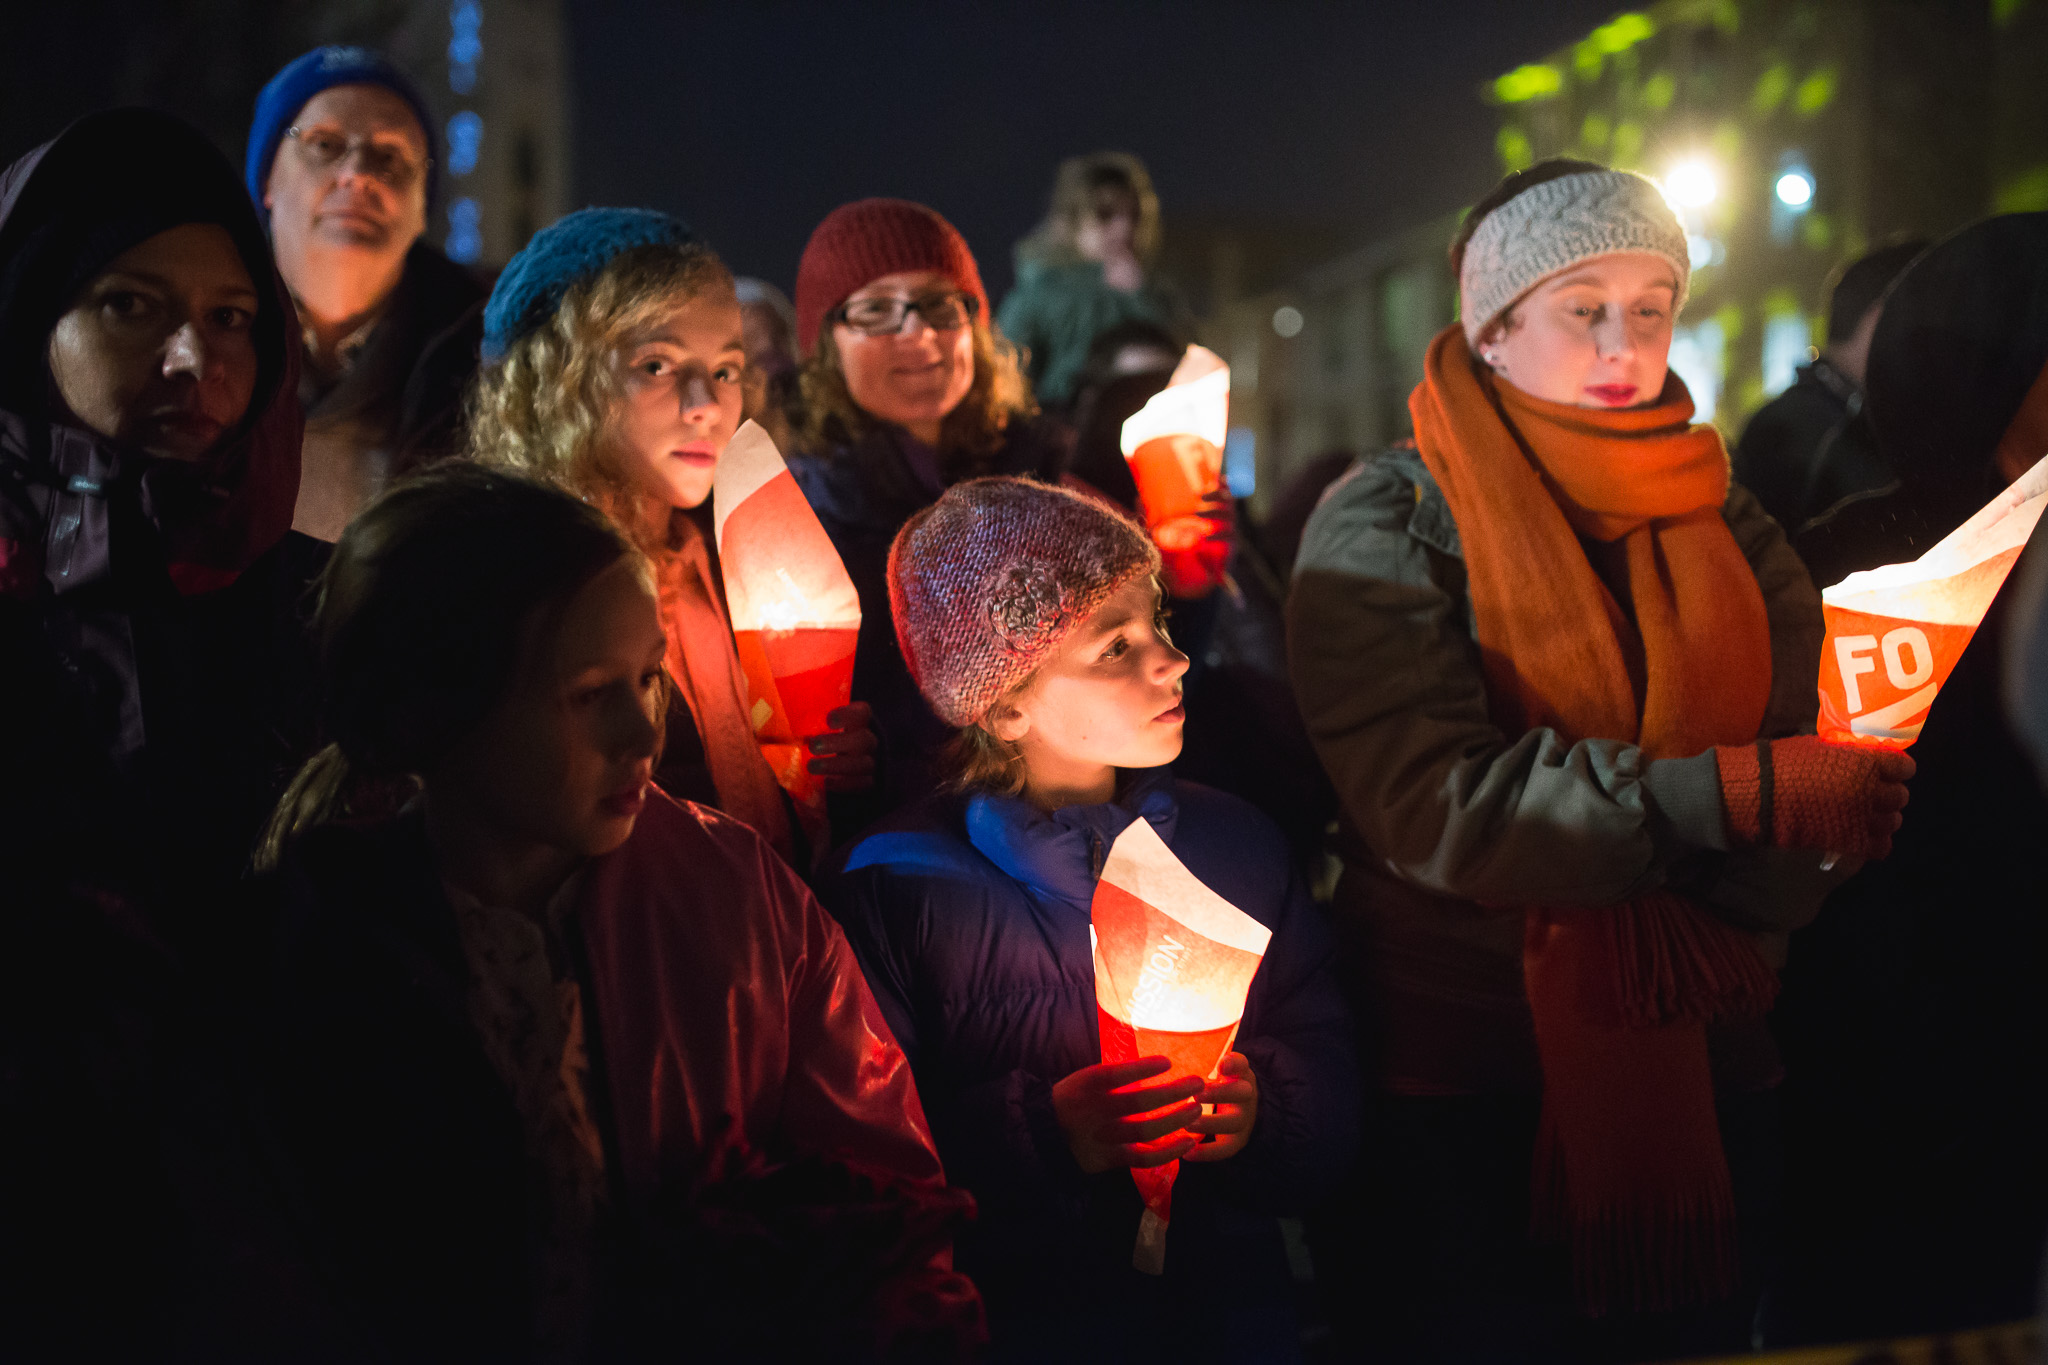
[819,476,1359,1364]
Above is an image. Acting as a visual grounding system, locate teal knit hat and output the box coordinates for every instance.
[481,206,701,360]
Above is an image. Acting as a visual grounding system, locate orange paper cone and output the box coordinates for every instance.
[1120,346,1231,571]
[712,421,862,841]
[1088,817,1270,1274]
[1817,455,2048,747]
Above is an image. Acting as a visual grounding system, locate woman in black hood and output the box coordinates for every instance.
[0,106,316,904]
[0,110,335,1359]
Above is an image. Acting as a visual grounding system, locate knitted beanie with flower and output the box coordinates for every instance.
[888,477,1160,728]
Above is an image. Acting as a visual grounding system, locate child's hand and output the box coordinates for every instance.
[1181,1052,1258,1163]
[805,701,877,792]
[1051,1057,1203,1175]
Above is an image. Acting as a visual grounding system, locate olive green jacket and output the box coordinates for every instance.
[1287,447,1845,1093]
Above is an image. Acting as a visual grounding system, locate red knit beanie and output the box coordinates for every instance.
[888,477,1160,728]
[794,198,988,355]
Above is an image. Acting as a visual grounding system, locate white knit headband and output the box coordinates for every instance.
[1458,170,1691,348]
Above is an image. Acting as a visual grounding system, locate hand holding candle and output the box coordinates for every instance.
[1181,1051,1259,1162]
[713,421,863,842]
[1714,735,1914,859]
[804,701,877,792]
[1051,1057,1204,1174]
[1088,817,1270,1273]
[1121,345,1233,596]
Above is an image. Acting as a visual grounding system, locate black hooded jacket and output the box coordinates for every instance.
[1771,213,2048,1344]
[0,108,323,909]
[0,110,340,1360]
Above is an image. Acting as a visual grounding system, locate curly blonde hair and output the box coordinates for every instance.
[795,317,1036,472]
[466,242,739,555]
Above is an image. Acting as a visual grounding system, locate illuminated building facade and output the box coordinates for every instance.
[1227,0,2048,515]
[1487,0,2048,433]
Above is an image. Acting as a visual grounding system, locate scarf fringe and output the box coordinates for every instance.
[1531,1113,1741,1318]
[1605,892,1779,1029]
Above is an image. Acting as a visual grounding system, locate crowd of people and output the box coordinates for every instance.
[2,43,2045,1365]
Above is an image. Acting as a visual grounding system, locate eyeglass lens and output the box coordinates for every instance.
[840,294,975,334]
[291,129,425,189]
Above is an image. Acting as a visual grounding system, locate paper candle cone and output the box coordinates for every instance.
[1120,346,1230,563]
[1817,454,2048,747]
[712,421,862,835]
[1088,817,1271,1275]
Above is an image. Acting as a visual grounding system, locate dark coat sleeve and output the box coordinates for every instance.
[823,864,1099,1229]
[1185,852,1360,1216]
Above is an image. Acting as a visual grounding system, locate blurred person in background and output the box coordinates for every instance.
[788,197,1066,834]
[1061,317,1182,510]
[247,45,485,542]
[1733,238,1926,555]
[1288,159,1911,1363]
[998,152,1192,414]
[1771,211,2048,1348]
[1780,219,2044,589]
[736,275,801,451]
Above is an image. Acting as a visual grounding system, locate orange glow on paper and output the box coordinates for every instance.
[714,421,862,834]
[1817,456,2046,747]
[1120,346,1230,555]
[1089,818,1270,1274]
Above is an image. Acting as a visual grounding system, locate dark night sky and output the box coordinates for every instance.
[571,1,1625,298]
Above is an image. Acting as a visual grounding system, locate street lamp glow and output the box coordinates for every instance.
[1776,171,1815,207]
[1664,159,1719,209]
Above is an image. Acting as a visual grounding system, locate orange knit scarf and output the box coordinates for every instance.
[1409,324,1778,1315]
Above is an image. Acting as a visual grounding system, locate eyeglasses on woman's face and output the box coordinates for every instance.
[284,125,431,192]
[832,291,978,337]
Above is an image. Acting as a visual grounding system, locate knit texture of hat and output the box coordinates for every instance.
[889,478,1160,728]
[245,45,439,228]
[1458,170,1690,348]
[794,198,986,355]
[481,206,701,360]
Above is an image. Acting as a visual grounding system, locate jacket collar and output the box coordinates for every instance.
[1380,445,1463,559]
[1800,356,1863,413]
[963,767,1178,907]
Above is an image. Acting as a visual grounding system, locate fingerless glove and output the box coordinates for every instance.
[1716,735,1915,859]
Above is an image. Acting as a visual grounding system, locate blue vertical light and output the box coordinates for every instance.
[446,111,483,177]
[448,2,483,261]
[448,0,482,95]
[447,198,483,264]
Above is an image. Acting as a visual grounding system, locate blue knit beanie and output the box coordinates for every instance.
[480,207,701,361]
[245,46,439,227]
